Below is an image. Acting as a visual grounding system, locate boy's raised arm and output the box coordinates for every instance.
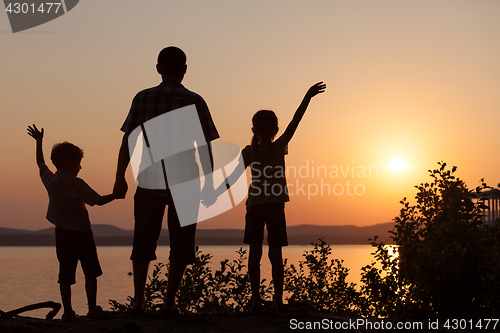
[282,82,326,141]
[27,124,45,166]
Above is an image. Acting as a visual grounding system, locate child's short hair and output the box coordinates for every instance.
[51,142,84,169]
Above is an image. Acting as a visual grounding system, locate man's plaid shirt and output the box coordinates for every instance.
[121,82,219,141]
[121,82,219,191]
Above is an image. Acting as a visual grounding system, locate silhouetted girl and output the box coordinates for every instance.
[235,82,326,312]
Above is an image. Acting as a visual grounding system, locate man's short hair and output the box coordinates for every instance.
[51,142,84,169]
[157,46,186,76]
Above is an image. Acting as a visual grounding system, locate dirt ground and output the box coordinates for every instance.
[0,311,348,333]
[2,306,495,333]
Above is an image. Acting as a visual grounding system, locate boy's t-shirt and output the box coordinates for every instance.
[39,163,101,231]
[241,134,290,207]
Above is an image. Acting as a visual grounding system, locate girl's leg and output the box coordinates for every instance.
[131,259,150,311]
[248,243,263,309]
[268,245,284,310]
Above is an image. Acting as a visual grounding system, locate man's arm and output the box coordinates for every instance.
[198,142,214,173]
[198,142,214,185]
[198,142,218,206]
[113,133,130,199]
[27,124,45,166]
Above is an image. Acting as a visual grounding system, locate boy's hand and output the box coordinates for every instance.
[27,124,44,141]
[305,81,326,99]
[28,124,45,166]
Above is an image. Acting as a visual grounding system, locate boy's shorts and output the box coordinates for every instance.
[244,203,288,246]
[130,187,197,265]
[55,226,102,285]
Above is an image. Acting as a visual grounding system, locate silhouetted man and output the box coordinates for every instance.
[113,46,219,315]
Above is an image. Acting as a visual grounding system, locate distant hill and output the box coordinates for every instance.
[0,227,38,235]
[0,222,395,246]
[286,223,395,245]
[0,224,136,236]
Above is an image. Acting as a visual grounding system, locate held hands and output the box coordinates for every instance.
[201,182,217,208]
[27,124,44,141]
[113,177,128,199]
[305,81,326,99]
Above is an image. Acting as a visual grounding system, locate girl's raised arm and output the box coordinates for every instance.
[282,82,326,142]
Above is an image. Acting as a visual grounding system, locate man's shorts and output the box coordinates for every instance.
[244,203,288,246]
[55,226,103,285]
[130,187,197,264]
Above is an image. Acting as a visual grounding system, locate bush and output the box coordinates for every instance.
[360,162,500,318]
[284,238,362,315]
[109,247,272,314]
[110,241,361,315]
[359,239,405,318]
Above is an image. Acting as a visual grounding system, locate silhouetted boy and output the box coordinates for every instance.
[28,124,116,321]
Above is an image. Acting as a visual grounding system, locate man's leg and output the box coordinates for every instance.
[249,243,263,309]
[163,195,197,313]
[85,277,97,311]
[130,187,167,312]
[162,258,187,311]
[268,245,284,310]
[132,259,150,311]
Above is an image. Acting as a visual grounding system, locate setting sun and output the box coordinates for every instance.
[388,158,408,172]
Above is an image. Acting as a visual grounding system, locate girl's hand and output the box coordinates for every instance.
[306,81,326,98]
[27,124,44,141]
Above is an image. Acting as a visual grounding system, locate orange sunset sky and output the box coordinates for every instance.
[1,1,499,231]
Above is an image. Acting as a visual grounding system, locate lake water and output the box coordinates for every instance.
[0,245,375,319]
